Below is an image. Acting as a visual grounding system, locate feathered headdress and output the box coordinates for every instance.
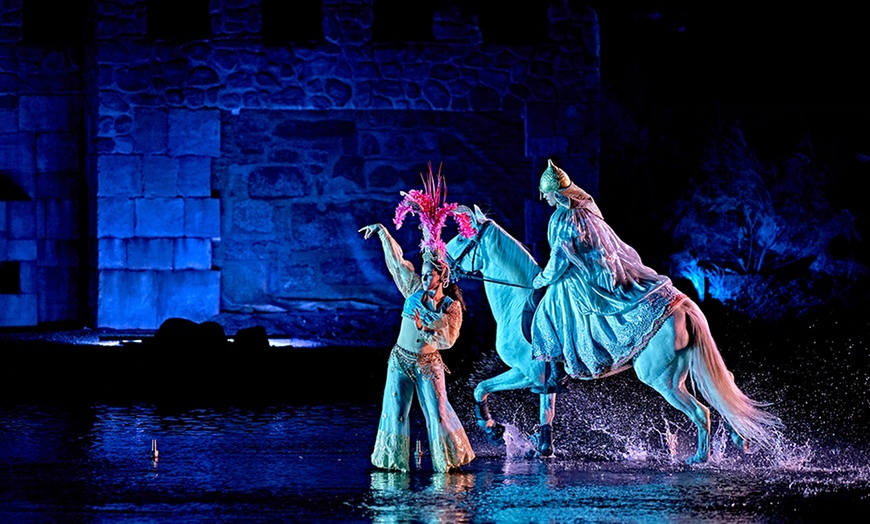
[393,162,475,261]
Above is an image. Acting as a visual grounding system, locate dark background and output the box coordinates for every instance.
[592,1,868,240]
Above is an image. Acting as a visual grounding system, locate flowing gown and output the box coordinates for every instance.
[531,191,687,378]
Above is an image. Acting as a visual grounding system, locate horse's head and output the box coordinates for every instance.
[446,204,490,281]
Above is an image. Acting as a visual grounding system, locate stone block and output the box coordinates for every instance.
[0,134,36,197]
[19,260,36,294]
[247,165,308,198]
[7,200,35,239]
[37,266,78,323]
[177,155,212,197]
[0,110,16,130]
[42,199,79,239]
[97,238,126,269]
[0,95,16,110]
[525,136,568,158]
[97,154,142,197]
[19,95,83,132]
[525,102,557,136]
[96,197,135,238]
[133,107,168,154]
[184,197,221,239]
[157,269,220,324]
[168,109,221,157]
[38,239,81,268]
[174,238,212,270]
[7,240,36,260]
[230,199,273,234]
[0,294,37,327]
[142,155,179,197]
[220,260,268,305]
[35,201,44,239]
[127,238,174,270]
[269,259,320,296]
[36,172,80,199]
[97,270,158,329]
[36,132,81,173]
[287,201,387,250]
[135,198,184,237]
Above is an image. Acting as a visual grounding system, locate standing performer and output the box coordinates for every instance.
[360,163,476,473]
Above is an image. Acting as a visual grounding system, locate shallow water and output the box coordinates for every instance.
[2,311,869,522]
[1,398,867,523]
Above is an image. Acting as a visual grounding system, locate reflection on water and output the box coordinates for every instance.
[367,470,477,523]
[1,399,868,522]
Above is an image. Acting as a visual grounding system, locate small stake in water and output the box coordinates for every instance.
[415,439,423,468]
[151,439,159,460]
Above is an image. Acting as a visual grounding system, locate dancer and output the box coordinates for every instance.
[360,164,476,473]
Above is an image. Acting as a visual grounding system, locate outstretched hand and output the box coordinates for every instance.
[358,223,384,239]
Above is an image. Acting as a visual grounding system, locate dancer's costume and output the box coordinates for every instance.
[531,160,687,378]
[369,164,476,473]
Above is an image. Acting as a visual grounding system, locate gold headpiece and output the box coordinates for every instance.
[539,159,571,194]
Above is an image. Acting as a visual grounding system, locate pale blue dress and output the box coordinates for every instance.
[531,188,687,378]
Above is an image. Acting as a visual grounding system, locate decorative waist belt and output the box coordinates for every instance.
[392,344,449,380]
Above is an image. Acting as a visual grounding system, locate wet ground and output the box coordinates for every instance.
[1,307,869,522]
[1,400,868,523]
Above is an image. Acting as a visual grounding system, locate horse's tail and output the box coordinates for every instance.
[684,300,782,452]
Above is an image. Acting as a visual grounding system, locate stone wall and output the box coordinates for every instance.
[0,0,600,337]
[0,0,86,327]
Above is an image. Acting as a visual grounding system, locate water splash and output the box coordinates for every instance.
[502,423,535,458]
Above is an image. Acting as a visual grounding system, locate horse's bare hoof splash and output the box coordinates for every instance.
[484,423,506,445]
[475,400,506,445]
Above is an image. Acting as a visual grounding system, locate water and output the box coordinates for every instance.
[1,398,867,523]
[1,310,869,522]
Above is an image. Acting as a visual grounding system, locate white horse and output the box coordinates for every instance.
[445,205,782,464]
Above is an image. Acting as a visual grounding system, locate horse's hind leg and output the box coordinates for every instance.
[634,341,711,464]
[724,420,749,452]
[474,367,536,445]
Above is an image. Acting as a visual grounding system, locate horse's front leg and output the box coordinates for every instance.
[474,367,536,446]
[530,392,556,457]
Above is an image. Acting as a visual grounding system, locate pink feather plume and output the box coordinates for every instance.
[393,162,474,259]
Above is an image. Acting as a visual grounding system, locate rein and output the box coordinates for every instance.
[447,220,534,290]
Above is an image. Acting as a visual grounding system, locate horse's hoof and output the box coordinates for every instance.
[484,423,505,446]
[685,453,709,465]
[527,426,555,458]
[730,432,749,453]
[537,424,554,457]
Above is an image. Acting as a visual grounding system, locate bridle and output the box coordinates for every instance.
[446,220,533,289]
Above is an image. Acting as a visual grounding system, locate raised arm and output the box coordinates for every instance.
[359,223,422,298]
[532,210,579,289]
[532,243,570,289]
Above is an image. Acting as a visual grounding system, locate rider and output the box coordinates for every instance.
[360,164,476,473]
[531,159,686,377]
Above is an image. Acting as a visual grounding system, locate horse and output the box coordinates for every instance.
[444,205,782,464]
